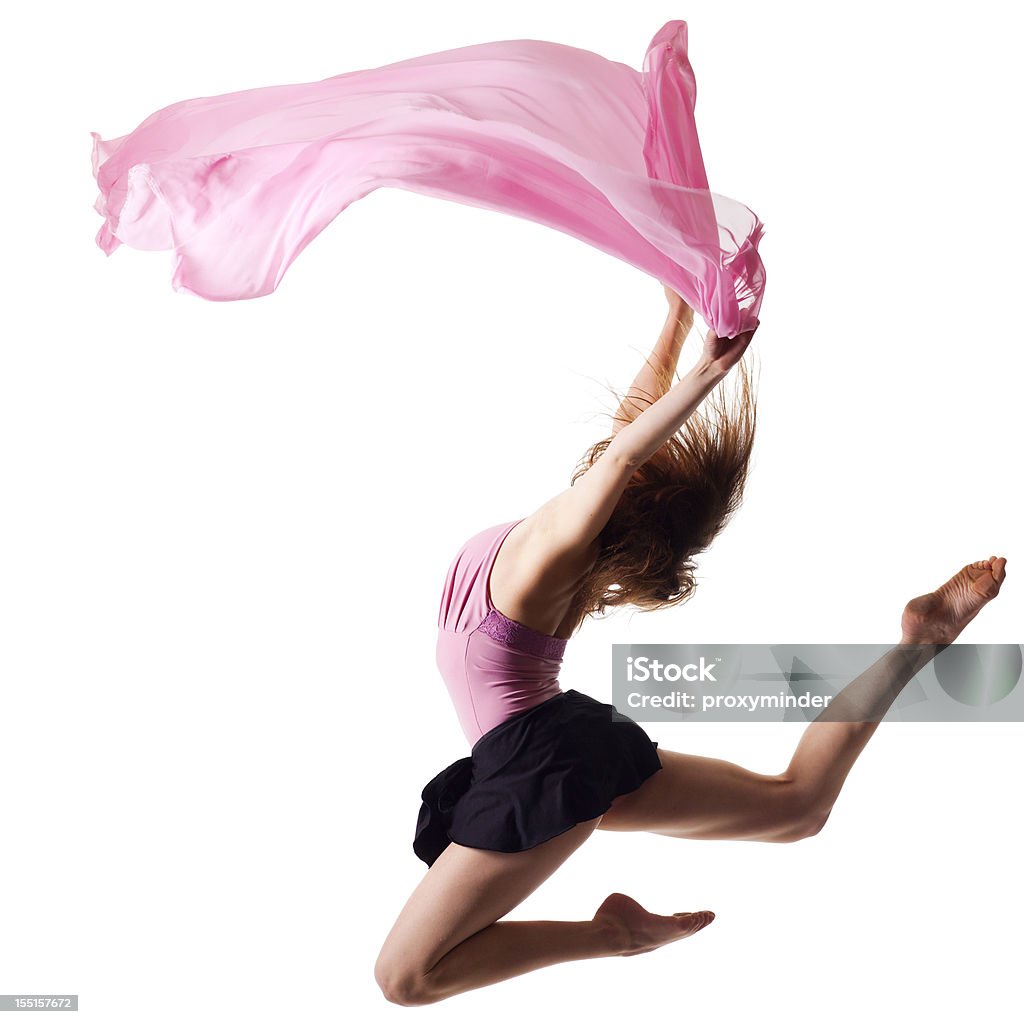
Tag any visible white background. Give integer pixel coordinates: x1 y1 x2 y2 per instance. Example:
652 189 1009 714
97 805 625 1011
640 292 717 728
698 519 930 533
2 1 1021 1021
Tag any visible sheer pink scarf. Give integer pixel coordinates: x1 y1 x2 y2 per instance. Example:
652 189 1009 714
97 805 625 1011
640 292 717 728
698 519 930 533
91 20 764 336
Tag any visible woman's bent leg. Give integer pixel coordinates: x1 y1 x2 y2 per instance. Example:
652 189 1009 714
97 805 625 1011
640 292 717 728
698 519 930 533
375 817 610 1005
597 747 833 842
376 815 714 1004
599 558 1006 842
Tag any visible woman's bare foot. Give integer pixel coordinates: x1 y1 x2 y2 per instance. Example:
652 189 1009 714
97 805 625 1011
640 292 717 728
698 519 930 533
901 557 1008 644
593 892 714 957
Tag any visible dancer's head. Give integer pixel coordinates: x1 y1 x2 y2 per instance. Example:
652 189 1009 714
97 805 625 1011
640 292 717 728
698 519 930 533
571 360 756 618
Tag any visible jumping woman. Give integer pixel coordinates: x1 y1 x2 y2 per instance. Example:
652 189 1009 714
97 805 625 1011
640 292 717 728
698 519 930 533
373 288 1007 1005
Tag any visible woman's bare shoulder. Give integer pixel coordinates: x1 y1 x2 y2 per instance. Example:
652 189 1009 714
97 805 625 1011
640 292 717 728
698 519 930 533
488 513 600 635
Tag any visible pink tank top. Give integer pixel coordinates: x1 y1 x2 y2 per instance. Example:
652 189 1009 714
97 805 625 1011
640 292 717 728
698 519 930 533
436 520 567 745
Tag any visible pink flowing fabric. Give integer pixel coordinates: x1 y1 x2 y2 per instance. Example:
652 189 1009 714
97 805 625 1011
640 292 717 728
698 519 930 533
90 20 764 336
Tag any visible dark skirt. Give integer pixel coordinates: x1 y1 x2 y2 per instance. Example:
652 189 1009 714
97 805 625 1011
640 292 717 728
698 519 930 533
413 688 663 867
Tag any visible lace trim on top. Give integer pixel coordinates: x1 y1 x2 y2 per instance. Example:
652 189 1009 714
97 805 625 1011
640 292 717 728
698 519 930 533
477 609 568 661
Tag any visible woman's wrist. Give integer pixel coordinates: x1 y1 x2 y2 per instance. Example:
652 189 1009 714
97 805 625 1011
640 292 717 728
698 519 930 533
690 357 728 384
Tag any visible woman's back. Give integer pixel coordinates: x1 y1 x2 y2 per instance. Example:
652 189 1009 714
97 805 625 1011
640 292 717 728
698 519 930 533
436 520 567 745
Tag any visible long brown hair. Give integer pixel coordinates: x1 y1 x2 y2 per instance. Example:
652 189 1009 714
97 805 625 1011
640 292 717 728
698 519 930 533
569 358 757 620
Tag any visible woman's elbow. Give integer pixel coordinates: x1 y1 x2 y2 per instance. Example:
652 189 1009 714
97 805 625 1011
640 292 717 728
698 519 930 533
604 432 644 472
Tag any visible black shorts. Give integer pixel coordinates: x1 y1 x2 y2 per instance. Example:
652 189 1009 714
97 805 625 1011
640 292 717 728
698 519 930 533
413 688 663 867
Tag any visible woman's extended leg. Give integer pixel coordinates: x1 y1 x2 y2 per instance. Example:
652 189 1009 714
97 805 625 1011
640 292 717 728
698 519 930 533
598 557 1007 841
374 816 713 1005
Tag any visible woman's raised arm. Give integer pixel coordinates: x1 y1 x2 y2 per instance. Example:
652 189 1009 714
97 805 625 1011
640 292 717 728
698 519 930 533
497 317 759 611
611 287 695 433
605 321 756 471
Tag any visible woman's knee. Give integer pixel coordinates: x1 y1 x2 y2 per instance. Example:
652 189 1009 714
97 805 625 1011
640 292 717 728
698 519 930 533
374 954 436 1007
773 809 830 842
769 779 832 842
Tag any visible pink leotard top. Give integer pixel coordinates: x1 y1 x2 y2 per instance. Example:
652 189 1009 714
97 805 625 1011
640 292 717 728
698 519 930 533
436 520 568 746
